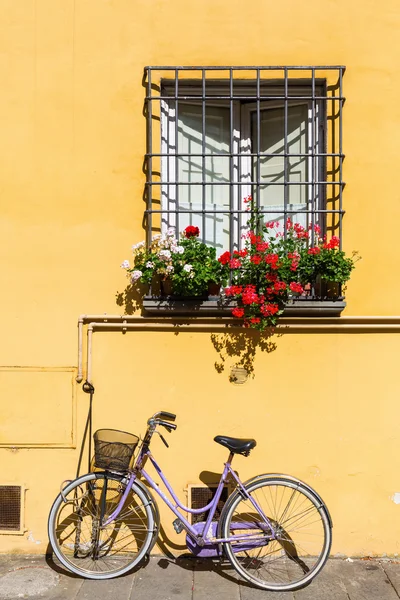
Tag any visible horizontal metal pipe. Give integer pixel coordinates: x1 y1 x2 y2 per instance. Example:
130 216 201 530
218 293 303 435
79 314 400 324
88 322 400 332
78 315 400 384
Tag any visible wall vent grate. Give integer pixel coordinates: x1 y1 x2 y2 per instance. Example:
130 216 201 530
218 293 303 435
190 485 228 525
0 486 21 531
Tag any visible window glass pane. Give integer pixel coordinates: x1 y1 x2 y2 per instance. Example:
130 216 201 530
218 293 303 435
251 104 309 228
176 103 231 249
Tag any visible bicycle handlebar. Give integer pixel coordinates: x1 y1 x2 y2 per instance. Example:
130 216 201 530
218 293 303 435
156 419 177 431
154 411 176 422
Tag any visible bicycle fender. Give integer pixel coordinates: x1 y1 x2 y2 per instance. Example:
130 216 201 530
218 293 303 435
238 473 333 528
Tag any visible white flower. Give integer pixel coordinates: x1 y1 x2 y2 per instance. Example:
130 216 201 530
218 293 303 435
130 270 142 282
120 260 130 269
175 246 184 254
166 265 174 273
183 264 193 272
159 250 171 260
146 261 154 268
166 228 175 237
132 241 145 251
152 234 161 240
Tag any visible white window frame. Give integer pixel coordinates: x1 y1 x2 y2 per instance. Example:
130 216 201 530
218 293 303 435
161 84 324 247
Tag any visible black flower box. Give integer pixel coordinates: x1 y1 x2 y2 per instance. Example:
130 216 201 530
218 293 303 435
142 296 346 317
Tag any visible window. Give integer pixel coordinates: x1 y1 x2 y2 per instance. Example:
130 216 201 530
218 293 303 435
144 66 344 254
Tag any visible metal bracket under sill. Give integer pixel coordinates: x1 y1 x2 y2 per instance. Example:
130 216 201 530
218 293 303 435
142 296 346 317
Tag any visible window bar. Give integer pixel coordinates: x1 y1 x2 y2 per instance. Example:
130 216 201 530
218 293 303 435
284 67 288 238
339 68 344 249
229 68 234 256
311 68 316 246
149 208 344 214
256 68 261 232
202 69 206 239
146 69 152 246
175 69 179 235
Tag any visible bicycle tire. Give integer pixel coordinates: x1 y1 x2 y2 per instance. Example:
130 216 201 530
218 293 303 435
219 476 332 591
48 472 156 579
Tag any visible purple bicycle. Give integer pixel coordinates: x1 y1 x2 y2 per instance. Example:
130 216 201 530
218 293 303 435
48 411 332 591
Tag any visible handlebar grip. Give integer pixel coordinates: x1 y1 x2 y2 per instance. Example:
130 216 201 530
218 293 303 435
157 419 177 431
158 411 176 422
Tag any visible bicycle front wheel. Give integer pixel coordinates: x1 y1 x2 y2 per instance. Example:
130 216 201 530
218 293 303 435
48 472 155 579
220 476 332 591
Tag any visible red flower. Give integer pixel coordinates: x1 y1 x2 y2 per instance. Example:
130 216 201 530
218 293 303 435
232 307 245 318
230 258 242 269
266 272 278 282
266 253 279 265
225 285 243 297
248 231 262 245
273 281 286 292
260 303 279 317
242 286 259 305
250 255 262 265
308 247 321 255
243 195 252 204
218 251 231 265
250 317 261 324
256 242 269 252
184 225 200 238
289 282 304 294
265 221 278 229
233 249 248 258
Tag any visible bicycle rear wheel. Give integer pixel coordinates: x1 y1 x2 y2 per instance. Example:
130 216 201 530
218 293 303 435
220 476 332 591
48 472 155 579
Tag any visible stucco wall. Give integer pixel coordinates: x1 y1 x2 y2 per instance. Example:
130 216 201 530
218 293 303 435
1 0 399 555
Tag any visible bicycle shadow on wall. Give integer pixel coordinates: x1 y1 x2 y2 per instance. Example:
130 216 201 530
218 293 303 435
211 328 279 381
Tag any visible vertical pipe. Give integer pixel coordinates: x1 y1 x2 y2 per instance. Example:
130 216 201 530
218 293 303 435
87 325 93 384
77 316 84 383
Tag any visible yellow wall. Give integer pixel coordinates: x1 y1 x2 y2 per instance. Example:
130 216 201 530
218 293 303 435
1 0 400 555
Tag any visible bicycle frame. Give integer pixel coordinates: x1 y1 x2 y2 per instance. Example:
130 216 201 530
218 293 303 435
103 445 276 546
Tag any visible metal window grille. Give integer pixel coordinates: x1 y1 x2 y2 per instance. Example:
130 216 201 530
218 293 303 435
0 485 21 531
144 65 345 253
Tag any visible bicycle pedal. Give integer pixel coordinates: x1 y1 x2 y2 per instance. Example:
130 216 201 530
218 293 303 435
172 518 184 534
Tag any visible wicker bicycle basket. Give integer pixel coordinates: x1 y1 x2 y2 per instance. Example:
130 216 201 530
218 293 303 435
94 429 139 472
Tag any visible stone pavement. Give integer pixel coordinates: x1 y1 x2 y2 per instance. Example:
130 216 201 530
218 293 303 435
0 555 400 600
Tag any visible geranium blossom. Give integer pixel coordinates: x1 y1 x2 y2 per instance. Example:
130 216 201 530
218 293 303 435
130 270 142 282
120 260 130 269
184 225 200 238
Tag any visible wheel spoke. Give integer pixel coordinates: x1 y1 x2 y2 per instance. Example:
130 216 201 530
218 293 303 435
222 478 331 592
49 473 155 579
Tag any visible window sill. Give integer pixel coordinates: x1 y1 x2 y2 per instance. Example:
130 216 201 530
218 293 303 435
142 296 346 317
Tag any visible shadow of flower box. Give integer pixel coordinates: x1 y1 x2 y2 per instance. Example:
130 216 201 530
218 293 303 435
142 295 346 317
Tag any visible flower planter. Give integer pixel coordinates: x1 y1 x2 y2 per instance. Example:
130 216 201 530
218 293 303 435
208 282 221 296
160 277 174 296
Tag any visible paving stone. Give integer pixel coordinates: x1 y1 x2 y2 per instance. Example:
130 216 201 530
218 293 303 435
294 560 349 600
336 559 399 600
0 566 59 598
193 558 240 600
131 557 193 600
76 571 134 600
381 561 400 597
